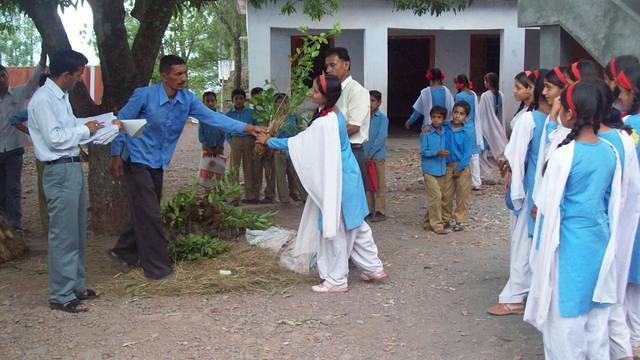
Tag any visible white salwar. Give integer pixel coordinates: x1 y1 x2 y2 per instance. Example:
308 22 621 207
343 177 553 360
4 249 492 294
468 92 483 188
542 264 611 360
627 284 640 348
288 112 383 289
476 90 508 176
525 141 623 357
498 111 536 304
607 130 640 359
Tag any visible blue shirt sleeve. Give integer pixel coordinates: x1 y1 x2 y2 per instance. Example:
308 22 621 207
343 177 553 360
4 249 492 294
407 110 422 125
112 87 147 156
190 96 248 134
9 109 28 126
267 137 289 150
420 132 438 158
456 131 472 171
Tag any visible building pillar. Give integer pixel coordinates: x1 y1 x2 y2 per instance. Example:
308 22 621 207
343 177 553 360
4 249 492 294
539 25 572 68
363 26 388 113
500 27 526 121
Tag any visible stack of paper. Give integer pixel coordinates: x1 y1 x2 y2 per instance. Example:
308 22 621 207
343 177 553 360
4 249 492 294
79 112 120 145
120 119 147 137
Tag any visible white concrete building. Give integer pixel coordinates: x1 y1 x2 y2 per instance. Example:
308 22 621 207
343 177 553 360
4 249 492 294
246 0 534 125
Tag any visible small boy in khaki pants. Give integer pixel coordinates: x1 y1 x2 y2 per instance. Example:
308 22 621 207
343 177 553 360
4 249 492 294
420 106 450 234
364 90 389 222
443 101 473 231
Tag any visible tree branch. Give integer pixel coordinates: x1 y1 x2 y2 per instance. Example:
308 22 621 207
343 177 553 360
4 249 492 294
130 0 178 86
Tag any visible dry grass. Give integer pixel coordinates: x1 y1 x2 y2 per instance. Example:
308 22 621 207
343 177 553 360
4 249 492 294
95 242 313 298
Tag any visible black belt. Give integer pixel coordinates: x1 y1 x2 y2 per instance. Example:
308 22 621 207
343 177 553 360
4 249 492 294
351 144 363 149
45 156 81 165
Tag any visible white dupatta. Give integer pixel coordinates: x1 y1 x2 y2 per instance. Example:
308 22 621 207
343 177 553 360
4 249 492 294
525 140 623 331
613 130 640 301
504 111 535 210
477 90 507 158
288 112 342 256
413 86 455 123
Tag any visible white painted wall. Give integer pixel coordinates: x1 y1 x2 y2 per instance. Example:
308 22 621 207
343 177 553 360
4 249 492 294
247 0 524 118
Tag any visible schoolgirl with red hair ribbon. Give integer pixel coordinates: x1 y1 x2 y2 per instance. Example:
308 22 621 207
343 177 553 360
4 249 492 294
406 67 454 129
525 81 623 358
255 73 386 294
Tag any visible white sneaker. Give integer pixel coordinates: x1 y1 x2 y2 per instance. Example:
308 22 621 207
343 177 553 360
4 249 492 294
360 271 387 281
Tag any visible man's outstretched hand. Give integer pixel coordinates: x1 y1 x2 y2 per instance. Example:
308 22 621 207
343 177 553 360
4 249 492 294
245 124 266 137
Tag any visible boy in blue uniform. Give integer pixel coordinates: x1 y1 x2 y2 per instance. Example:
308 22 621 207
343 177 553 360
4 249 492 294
420 105 450 234
443 101 473 232
364 90 388 222
199 91 225 156
226 89 258 203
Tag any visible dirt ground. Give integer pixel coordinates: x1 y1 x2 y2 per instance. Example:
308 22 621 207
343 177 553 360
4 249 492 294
0 122 543 359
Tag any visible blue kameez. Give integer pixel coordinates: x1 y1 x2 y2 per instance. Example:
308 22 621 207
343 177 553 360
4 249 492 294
558 141 616 317
267 112 369 231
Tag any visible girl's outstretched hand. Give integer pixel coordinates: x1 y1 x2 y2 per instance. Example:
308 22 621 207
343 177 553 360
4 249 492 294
255 133 270 145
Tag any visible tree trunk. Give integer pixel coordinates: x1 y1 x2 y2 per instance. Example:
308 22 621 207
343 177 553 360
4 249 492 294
0 216 27 264
233 36 242 90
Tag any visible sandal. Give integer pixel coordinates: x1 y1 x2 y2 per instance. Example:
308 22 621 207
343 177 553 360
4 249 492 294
75 288 99 300
49 298 89 313
487 302 525 316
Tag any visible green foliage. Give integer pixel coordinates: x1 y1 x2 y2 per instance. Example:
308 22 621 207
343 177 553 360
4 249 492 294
248 0 471 20
392 0 472 16
249 24 341 134
0 12 40 66
168 234 230 262
160 168 276 240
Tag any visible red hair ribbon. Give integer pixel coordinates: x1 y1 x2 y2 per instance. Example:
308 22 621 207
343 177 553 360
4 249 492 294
571 62 581 81
553 66 567 86
319 74 328 93
617 70 633 91
319 106 334 117
610 58 617 78
441 71 446 81
566 84 578 117
524 70 532 77
426 70 433 81
533 69 539 79
468 80 473 89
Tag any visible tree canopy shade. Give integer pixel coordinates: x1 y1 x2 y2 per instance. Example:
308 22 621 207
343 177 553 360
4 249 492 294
248 0 471 20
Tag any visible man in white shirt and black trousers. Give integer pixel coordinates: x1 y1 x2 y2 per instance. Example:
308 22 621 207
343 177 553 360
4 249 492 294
28 49 118 313
324 47 370 186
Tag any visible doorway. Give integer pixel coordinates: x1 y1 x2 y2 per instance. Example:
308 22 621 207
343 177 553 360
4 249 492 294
469 34 500 94
387 36 433 127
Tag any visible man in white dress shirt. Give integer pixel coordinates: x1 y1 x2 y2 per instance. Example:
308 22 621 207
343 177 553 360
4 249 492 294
324 47 370 185
28 49 104 313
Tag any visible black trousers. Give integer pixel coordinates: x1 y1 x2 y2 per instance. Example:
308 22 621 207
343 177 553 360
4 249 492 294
0 147 24 228
113 162 172 279
351 145 367 189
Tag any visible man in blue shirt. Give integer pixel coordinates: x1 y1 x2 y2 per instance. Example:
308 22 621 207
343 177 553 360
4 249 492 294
108 55 263 280
363 90 388 222
420 105 450 235
226 89 259 204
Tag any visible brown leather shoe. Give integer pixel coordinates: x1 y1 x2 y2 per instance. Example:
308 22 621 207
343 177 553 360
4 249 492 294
487 302 525 316
433 228 450 235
